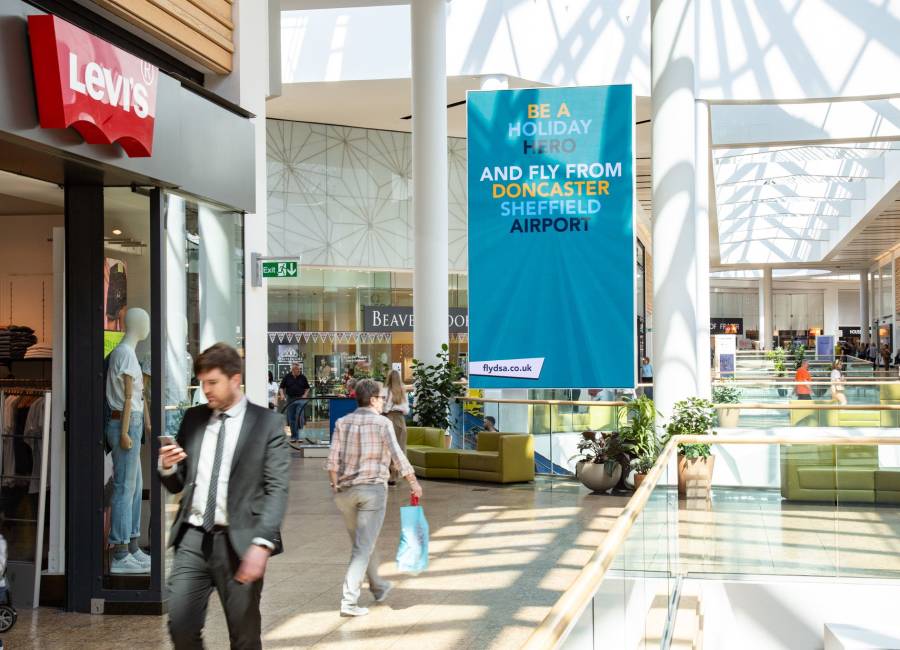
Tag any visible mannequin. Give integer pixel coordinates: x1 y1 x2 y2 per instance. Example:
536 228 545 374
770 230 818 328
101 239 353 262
105 308 151 574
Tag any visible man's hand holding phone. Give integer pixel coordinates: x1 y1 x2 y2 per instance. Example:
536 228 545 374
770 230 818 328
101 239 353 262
159 435 186 470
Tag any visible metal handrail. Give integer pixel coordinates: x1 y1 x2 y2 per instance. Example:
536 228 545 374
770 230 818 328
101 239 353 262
713 402 900 410
455 397 630 407
522 434 900 650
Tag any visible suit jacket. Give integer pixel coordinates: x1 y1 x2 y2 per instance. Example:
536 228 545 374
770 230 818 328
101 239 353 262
160 401 290 557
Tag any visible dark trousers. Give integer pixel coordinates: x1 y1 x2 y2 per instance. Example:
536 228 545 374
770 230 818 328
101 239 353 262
168 527 264 650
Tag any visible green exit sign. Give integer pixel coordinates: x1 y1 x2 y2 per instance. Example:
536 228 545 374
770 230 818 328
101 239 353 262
261 261 299 278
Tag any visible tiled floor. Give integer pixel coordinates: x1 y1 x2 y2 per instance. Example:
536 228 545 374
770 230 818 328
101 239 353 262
2 454 628 649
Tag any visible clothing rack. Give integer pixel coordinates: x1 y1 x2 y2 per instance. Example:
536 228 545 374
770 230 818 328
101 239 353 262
0 387 51 608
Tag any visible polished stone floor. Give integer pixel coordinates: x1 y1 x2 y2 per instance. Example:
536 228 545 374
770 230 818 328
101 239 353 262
2 454 627 649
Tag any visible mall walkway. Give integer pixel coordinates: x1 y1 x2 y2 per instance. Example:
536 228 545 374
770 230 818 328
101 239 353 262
4 453 627 649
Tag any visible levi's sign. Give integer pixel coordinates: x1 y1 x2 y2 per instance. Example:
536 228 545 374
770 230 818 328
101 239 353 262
27 15 159 157
364 307 468 333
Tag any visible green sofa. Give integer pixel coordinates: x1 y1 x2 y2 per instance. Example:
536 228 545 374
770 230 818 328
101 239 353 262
780 444 900 504
787 400 882 427
405 427 534 483
529 403 626 435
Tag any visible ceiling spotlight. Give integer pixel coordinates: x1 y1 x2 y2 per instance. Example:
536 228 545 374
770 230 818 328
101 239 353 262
112 228 122 236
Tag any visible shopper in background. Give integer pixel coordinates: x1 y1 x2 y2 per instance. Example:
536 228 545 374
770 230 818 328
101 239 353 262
640 356 654 400
795 360 813 400
325 379 422 617
279 362 311 442
382 370 410 487
830 360 847 405
881 344 891 371
483 416 499 432
267 371 279 410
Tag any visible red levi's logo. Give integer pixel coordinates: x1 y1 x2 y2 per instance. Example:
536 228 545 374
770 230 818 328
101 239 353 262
27 15 158 157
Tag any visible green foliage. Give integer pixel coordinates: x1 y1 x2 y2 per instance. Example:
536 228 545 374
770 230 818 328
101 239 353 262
619 395 662 474
570 431 627 476
666 397 716 459
411 344 465 430
792 343 807 368
766 346 787 374
712 382 742 404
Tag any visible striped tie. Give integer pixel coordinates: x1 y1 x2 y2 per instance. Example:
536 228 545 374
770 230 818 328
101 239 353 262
202 413 229 532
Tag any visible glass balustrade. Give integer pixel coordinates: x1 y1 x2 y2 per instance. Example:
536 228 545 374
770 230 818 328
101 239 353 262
526 435 900 650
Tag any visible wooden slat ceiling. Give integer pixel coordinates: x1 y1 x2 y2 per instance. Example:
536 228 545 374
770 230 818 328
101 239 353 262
90 0 234 74
828 199 900 266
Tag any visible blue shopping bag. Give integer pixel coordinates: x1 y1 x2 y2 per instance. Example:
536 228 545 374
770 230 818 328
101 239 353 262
396 495 429 574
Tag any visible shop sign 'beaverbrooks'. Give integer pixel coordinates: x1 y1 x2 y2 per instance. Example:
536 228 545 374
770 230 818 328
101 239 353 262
27 14 159 157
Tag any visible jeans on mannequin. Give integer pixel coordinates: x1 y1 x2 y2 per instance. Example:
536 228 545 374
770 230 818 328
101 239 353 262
106 412 144 546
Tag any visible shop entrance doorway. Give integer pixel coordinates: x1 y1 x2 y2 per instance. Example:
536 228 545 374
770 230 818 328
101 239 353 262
0 169 64 608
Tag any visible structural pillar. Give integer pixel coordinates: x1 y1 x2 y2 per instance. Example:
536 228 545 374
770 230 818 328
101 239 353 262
823 285 839 338
694 99 711 399
651 0 699 419
759 267 773 350
860 270 870 345
411 0 449 363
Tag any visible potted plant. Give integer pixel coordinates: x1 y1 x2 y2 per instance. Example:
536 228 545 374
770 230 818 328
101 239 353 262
712 382 742 428
766 346 788 397
411 344 465 445
666 397 716 498
618 395 660 489
631 454 656 490
570 431 627 493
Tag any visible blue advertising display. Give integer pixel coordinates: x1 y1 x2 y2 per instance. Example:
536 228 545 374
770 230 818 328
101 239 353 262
467 85 635 388
816 335 835 361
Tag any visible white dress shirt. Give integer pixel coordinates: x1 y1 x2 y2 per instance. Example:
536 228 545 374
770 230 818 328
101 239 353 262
161 397 274 549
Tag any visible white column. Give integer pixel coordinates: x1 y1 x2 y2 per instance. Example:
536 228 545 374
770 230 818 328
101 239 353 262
823 286 839 338
411 0 449 363
651 0 698 419
206 1 270 404
166 195 190 413
694 100 711 399
759 267 773 350
860 270 870 345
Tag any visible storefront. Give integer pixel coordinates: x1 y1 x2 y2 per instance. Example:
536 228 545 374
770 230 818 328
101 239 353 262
0 3 253 613
268 269 469 388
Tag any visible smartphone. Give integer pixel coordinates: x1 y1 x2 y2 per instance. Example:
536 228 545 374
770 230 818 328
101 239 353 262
158 435 176 447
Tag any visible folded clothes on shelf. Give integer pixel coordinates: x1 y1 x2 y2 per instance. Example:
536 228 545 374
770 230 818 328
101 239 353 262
0 325 39 359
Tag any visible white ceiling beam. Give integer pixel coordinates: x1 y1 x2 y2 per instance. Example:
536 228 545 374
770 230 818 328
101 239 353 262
719 227 832 244
711 99 900 148
715 159 883 185
719 238 826 266
717 182 865 204
718 214 843 230
718 199 852 219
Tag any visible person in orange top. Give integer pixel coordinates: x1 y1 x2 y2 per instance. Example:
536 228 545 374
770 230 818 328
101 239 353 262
795 360 812 400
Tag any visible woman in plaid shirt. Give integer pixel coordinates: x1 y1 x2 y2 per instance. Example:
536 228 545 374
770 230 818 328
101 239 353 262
325 378 422 617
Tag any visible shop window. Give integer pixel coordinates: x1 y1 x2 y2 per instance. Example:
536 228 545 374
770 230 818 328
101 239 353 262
102 187 153 587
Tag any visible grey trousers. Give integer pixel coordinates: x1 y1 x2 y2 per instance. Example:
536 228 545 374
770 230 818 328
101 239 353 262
168 527 264 650
334 484 390 608
386 412 408 482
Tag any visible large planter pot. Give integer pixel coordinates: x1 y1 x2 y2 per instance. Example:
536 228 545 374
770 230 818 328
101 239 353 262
717 407 740 428
634 473 647 491
576 461 622 493
677 454 715 498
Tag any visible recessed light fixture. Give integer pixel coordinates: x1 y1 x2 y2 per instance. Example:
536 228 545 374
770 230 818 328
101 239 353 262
112 228 122 236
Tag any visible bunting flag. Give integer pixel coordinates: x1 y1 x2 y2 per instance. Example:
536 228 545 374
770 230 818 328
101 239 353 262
277 332 285 342
268 333 276 342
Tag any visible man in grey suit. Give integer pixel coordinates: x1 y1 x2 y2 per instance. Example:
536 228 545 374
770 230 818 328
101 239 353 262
159 343 290 650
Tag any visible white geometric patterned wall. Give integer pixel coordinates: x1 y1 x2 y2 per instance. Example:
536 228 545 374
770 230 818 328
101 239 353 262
267 119 468 271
